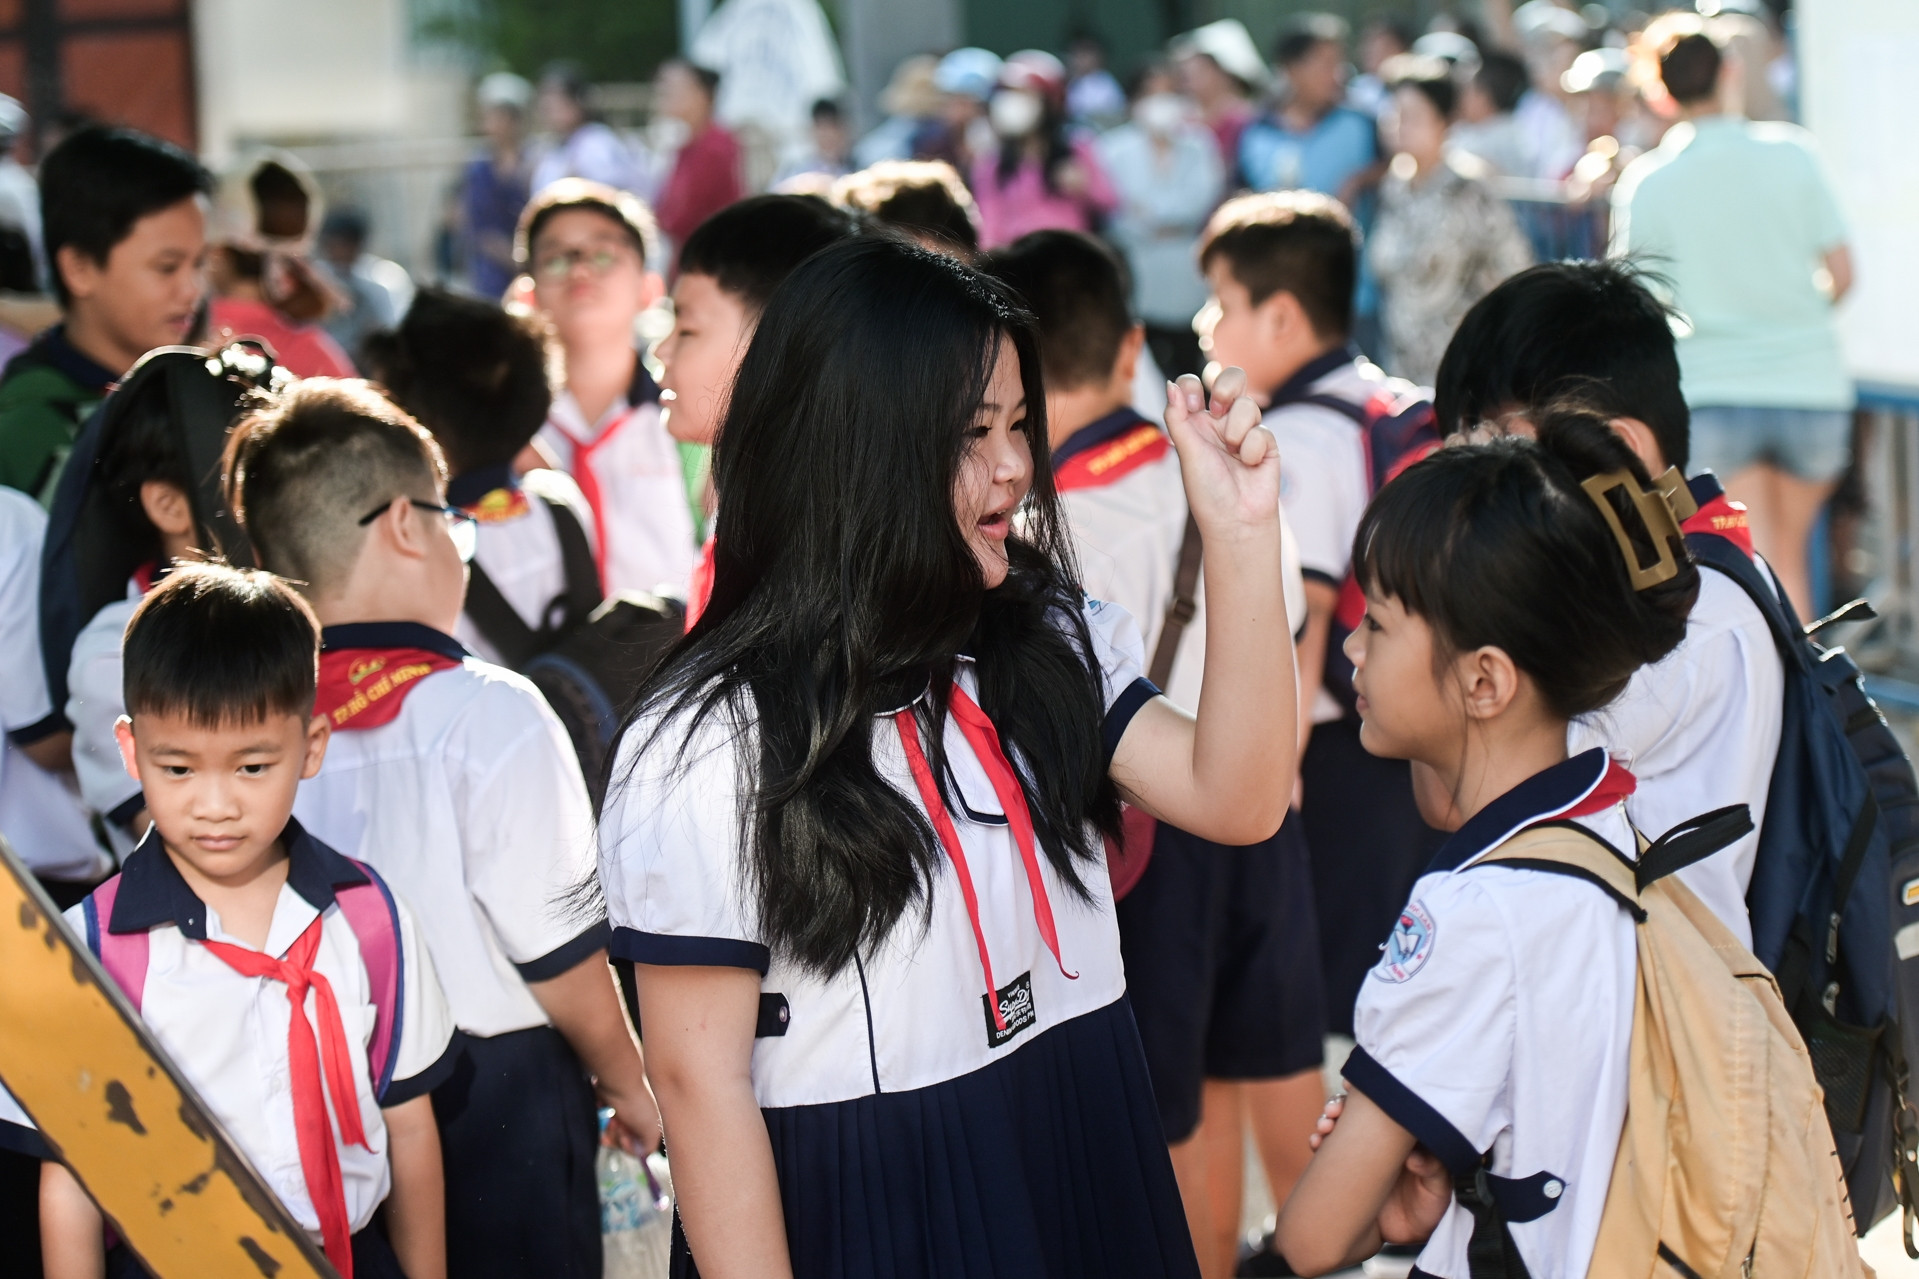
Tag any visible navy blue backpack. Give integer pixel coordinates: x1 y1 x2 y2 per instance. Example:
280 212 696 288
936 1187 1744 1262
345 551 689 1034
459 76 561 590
1687 494 1919 1248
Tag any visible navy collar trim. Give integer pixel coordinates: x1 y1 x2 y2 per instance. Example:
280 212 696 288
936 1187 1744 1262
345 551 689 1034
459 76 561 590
446 463 517 509
1426 749 1612 875
321 622 468 662
36 324 119 393
1687 471 1724 506
1051 406 1153 471
1268 344 1362 409
108 817 367 941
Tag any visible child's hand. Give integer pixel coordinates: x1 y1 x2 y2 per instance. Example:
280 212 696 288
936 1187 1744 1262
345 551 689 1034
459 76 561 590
1377 1146 1452 1245
599 1077 663 1156
1165 369 1279 540
1308 1093 1345 1151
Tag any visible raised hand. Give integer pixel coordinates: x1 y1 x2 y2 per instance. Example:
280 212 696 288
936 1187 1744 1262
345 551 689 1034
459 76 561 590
1164 368 1280 540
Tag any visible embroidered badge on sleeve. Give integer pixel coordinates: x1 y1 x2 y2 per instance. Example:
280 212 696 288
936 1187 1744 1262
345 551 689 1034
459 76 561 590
1373 900 1437 983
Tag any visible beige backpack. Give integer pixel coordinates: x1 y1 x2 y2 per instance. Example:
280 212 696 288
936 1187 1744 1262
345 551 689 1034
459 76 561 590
1464 818 1872 1279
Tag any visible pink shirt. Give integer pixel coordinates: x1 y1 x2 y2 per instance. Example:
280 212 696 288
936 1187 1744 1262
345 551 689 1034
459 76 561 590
970 138 1117 250
208 297 355 380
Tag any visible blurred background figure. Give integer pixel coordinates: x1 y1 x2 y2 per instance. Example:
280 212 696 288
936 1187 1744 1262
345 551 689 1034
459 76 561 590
1170 19 1265 184
775 98 853 187
1065 32 1128 131
1370 54 1531 385
206 152 355 378
318 206 414 370
831 159 979 258
460 71 534 300
651 58 743 264
1240 14 1379 209
1450 50 1535 178
0 94 40 289
531 61 645 197
1347 13 1414 118
970 50 1114 250
920 46 1002 175
1512 1 1589 180
1096 63 1221 379
853 55 941 168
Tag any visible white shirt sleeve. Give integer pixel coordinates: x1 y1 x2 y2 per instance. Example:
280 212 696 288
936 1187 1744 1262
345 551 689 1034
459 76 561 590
379 886 459 1103
1270 410 1367 583
66 599 141 828
0 491 52 732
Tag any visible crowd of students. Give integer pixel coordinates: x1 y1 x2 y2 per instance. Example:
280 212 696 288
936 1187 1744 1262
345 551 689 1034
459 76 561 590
0 27 1881 1279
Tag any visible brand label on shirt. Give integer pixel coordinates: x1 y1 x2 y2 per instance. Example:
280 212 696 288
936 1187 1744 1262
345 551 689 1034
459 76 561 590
1373 900 1437 984
983 971 1038 1048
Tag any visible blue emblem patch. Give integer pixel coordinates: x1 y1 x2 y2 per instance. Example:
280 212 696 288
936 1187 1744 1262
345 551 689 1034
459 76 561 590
1373 900 1437 983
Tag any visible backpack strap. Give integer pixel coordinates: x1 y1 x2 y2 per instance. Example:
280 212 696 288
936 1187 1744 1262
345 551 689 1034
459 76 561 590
333 861 405 1098
82 876 148 1012
541 493 604 624
1685 531 1808 669
1453 1161 1537 1279
462 493 605 668
1632 805 1755 894
463 562 544 667
1477 824 1647 922
1148 512 1202 689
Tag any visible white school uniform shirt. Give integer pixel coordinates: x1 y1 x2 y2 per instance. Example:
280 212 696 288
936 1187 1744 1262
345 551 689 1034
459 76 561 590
1048 407 1307 716
0 488 106 879
293 623 606 1039
1347 749 1638 1279
538 364 697 598
67 587 143 857
1265 349 1398 724
449 466 598 667
56 823 456 1240
600 598 1158 1109
1569 484 1783 948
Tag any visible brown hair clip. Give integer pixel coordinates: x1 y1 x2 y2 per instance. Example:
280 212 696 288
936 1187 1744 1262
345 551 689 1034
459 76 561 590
1580 466 1697 591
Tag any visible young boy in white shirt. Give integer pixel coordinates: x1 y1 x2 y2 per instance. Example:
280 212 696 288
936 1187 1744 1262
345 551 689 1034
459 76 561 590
518 179 697 597
222 379 658 1279
1196 191 1444 1048
1433 259 1785 945
38 562 456 1279
985 228 1317 1279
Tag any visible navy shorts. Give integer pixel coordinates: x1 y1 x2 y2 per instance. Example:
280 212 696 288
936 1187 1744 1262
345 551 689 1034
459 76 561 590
1117 813 1327 1143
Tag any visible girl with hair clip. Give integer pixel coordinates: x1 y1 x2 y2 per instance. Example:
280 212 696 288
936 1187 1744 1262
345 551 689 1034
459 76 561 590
1273 404 1701 1279
597 234 1296 1279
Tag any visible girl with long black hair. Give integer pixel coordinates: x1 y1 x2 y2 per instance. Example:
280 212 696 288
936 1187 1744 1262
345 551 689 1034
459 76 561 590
599 234 1295 1279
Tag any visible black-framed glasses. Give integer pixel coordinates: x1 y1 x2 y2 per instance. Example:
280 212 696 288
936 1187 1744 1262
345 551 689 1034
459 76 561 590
357 498 478 563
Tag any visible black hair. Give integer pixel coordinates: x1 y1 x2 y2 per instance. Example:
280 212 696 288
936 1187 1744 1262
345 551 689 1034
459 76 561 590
517 178 660 268
993 93 1075 198
1384 53 1457 119
41 125 212 307
1433 260 1690 472
832 162 980 255
93 367 194 568
363 289 552 475
1474 50 1530 114
1354 403 1698 721
661 58 720 100
1660 31 1722 106
1199 191 1358 339
223 379 446 592
123 561 320 728
811 98 843 124
321 206 370 250
623 236 1114 978
675 194 857 313
982 229 1132 392
1276 13 1351 67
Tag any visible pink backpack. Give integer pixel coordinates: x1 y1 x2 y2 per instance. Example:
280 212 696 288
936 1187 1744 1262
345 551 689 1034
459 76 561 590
81 862 408 1096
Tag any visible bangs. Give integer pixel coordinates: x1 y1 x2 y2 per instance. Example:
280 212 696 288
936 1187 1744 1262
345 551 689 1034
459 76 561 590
122 563 319 729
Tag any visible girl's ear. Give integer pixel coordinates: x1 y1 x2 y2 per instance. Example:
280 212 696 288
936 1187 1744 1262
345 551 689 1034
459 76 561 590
1456 644 1523 722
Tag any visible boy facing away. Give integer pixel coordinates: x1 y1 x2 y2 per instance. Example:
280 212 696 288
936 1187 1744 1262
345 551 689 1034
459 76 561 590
223 380 656 1279
39 563 455 1279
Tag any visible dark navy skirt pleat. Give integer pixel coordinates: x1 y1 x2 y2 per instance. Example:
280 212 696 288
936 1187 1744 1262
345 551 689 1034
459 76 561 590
677 998 1200 1279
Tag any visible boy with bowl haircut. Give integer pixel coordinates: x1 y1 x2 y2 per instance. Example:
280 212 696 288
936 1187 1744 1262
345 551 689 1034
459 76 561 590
38 562 455 1279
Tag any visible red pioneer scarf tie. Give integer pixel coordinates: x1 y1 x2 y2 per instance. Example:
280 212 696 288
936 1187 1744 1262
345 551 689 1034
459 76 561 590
315 647 461 731
1681 491 1756 556
201 915 370 1277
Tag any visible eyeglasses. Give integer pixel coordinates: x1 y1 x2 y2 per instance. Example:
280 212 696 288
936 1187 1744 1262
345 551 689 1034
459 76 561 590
357 498 479 563
533 245 629 281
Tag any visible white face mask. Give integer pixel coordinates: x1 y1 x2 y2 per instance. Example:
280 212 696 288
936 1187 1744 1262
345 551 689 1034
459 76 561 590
989 90 1044 138
1133 92 1189 138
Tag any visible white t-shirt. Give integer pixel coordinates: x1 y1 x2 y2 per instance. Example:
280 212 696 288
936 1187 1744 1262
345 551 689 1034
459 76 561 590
599 598 1156 1109
1348 749 1638 1279
451 467 598 667
293 624 604 1039
0 488 106 878
539 369 697 600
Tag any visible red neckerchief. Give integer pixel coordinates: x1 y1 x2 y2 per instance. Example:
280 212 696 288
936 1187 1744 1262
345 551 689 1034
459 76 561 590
315 648 460 730
550 404 641 594
462 485 530 523
894 684 1077 1032
201 915 369 1277
1557 759 1638 820
1682 491 1756 557
1052 423 1170 493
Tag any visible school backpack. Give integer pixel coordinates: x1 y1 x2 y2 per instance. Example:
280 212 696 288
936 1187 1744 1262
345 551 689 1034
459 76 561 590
460 490 684 806
79 861 410 1097
1686 516 1919 1243
1460 815 1872 1279
1278 378 1441 718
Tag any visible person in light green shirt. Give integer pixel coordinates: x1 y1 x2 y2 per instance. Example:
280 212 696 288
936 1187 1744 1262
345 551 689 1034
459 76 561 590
1610 24 1853 619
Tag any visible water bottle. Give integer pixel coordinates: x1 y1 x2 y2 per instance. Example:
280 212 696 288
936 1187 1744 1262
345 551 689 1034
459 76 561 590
598 1109 674 1278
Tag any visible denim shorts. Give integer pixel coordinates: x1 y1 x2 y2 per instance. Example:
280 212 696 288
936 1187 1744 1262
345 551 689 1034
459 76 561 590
1689 404 1853 483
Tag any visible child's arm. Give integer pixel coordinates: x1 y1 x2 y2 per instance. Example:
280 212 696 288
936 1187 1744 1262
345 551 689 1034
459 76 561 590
382 1095 446 1279
1111 369 1297 846
635 963 794 1279
528 951 662 1153
1273 1087 1452 1275
40 1161 105 1279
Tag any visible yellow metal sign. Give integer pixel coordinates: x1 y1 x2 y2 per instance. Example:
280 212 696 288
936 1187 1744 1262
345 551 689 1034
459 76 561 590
0 835 333 1278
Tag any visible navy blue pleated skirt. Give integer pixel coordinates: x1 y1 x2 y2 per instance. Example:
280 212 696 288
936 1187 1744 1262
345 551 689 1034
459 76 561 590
672 997 1200 1279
